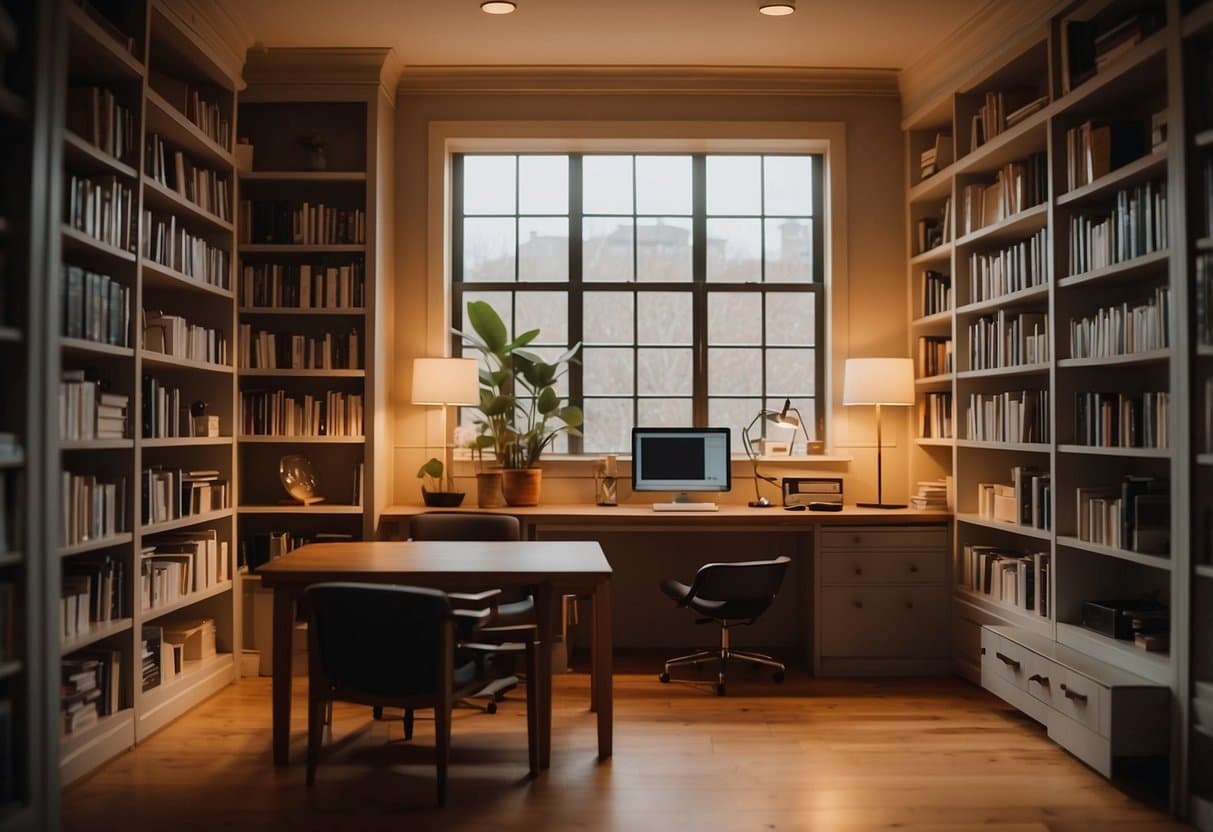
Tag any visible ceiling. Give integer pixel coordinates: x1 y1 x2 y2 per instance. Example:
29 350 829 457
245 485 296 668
218 0 989 71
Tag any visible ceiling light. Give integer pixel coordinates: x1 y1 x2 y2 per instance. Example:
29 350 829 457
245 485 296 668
481 1 517 13
759 1 795 15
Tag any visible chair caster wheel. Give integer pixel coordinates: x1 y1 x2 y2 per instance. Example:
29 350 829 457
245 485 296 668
658 672 670 683
486 701 498 715
773 670 785 683
716 683 726 696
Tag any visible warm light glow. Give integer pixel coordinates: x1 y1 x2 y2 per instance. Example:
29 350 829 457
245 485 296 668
842 358 914 407
411 358 480 406
759 1 795 15
481 1 517 14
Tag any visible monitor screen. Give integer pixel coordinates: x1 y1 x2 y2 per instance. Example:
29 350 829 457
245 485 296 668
631 428 731 493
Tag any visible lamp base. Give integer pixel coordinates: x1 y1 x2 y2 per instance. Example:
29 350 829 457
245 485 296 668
748 498 775 508
857 502 908 510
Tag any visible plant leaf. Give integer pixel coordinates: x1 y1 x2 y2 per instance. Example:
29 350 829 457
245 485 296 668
466 300 508 353
417 457 444 479
506 328 541 351
558 405 584 427
537 386 560 415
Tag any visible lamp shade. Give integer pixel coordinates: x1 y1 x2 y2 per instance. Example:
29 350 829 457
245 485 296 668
842 358 914 406
411 357 480 406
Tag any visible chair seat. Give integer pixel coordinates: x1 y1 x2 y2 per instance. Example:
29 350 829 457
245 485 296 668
660 577 768 621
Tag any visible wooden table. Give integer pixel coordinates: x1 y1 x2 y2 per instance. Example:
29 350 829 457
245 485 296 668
256 540 614 770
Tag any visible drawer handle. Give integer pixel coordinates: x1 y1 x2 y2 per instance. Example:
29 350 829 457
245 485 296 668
1028 673 1050 687
1060 684 1088 704
908 564 919 573
853 600 863 609
904 601 914 610
995 652 1020 671
852 536 862 545
853 566 863 576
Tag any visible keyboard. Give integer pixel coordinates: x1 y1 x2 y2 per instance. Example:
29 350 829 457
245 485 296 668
652 502 719 512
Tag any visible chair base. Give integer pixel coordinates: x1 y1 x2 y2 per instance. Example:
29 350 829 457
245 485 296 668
659 628 786 696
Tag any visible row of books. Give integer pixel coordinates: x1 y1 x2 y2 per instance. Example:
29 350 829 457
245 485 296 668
916 198 952 254
0 583 12 660
910 479 949 510
67 86 136 165
965 389 1050 444
967 310 1048 371
238 262 365 310
1075 476 1168 554
140 531 230 611
919 392 952 440
145 133 232 221
142 309 228 366
958 545 1050 618
976 465 1051 531
1063 8 1162 93
1068 286 1171 359
967 227 1048 305
60 371 128 441
150 71 231 151
141 468 230 526
959 153 1047 235
969 91 1049 150
239 390 365 438
142 211 230 289
62 472 126 546
65 174 135 253
1063 120 1147 192
237 325 362 371
915 336 951 378
238 200 367 246
61 650 121 736
239 530 355 571
1067 181 1168 276
1195 254 1213 347
141 618 218 692
919 133 952 180
62 265 130 347
1074 390 1169 449
141 376 206 440
920 270 951 317
61 557 125 641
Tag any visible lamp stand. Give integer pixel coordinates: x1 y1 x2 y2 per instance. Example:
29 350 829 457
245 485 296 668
440 402 454 492
857 403 907 509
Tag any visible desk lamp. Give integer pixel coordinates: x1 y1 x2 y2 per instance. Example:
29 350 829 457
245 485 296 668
843 357 914 509
742 398 811 508
411 357 481 492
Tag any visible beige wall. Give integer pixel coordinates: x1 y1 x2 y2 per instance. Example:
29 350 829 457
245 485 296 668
388 90 910 508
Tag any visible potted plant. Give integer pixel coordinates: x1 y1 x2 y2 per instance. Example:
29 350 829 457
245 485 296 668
417 457 464 507
456 424 503 508
455 300 583 506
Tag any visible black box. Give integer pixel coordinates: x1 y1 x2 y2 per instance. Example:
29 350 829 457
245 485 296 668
1081 599 1168 640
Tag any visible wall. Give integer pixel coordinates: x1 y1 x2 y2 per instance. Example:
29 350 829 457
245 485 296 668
388 84 909 509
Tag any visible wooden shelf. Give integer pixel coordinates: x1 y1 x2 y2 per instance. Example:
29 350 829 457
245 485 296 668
1197 237 1213 252
238 368 364 378
1057 444 1169 459
911 310 952 329
238 504 364 515
1055 30 1167 118
66 2 143 81
1055 148 1168 207
135 653 234 742
0 450 24 470
915 437 954 447
60 338 134 359
1055 622 1170 685
240 171 366 182
954 204 1048 249
140 581 233 623
61 618 133 654
142 177 235 234
1057 349 1170 368
239 306 366 316
956 440 1050 453
953 588 1052 638
0 325 20 344
59 708 134 788
1056 536 1171 570
238 435 365 444
956 362 1049 380
61 438 133 451
61 224 137 265
1195 129 1213 149
1197 564 1213 580
63 130 138 179
915 373 953 387
0 551 22 568
1197 453 1213 467
59 533 134 559
956 513 1052 541
909 243 953 265
955 110 1051 177
141 352 233 374
239 244 366 254
141 509 234 536
1199 343 1213 357
145 89 234 170
0 660 22 682
141 259 233 300
141 436 233 448
1057 249 1170 289
955 283 1049 316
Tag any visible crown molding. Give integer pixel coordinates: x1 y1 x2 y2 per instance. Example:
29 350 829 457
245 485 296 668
898 0 1064 125
242 47 403 98
397 65 899 97
157 0 252 87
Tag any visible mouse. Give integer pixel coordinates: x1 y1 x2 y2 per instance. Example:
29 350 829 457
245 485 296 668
784 504 807 511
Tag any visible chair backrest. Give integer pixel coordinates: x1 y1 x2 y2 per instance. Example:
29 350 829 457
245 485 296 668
306 582 451 698
410 512 520 542
688 556 791 603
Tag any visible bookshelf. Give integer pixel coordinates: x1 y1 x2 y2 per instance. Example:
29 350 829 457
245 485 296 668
904 0 1195 814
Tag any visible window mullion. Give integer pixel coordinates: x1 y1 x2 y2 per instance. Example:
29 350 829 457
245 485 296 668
691 154 708 427
569 154 584 454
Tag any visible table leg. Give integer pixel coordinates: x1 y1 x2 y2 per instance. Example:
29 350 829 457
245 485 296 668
592 579 613 759
272 586 296 765
534 581 556 770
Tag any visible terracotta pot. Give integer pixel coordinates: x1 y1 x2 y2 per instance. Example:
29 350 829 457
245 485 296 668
501 468 542 506
476 472 504 508
422 489 465 508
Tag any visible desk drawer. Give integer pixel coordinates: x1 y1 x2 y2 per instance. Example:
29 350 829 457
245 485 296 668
820 586 948 657
820 550 947 585
821 526 948 553
980 628 1036 693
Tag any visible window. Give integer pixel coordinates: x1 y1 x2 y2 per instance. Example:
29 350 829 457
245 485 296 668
453 152 825 454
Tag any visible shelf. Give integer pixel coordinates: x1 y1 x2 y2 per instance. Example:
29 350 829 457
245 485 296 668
0 326 20 344
238 504 364 515
142 177 235 234
1057 444 1169 459
1055 30 1167 118
1057 349 1170 368
0 660 22 681
60 338 134 359
66 2 143 81
61 438 133 451
60 708 135 788
141 436 233 448
1198 453 1213 467
238 368 364 378
1195 129 1213 150
0 450 24 470
1055 148 1168 207
0 551 21 568
907 166 955 204
239 307 366 316
63 130 138 179
909 243 953 265
141 352 233 374
955 283 1049 316
142 509 234 536
140 259 234 300
145 89 234 170
956 363 1049 380
956 440 1050 453
1197 237 1213 252
1055 622 1170 685
136 653 234 742
59 533 134 558
239 244 366 254
61 225 137 265
915 437 954 447
911 310 952 329
240 171 367 183
1197 564 1213 580
238 435 365 444
953 588 1053 638
957 513 1052 541
1056 249 1169 289
955 110 1051 178
915 373 953 387
1199 343 1213 357
954 204 1048 249
1183 0 1213 37
1056 536 1171 570
61 618 133 654
140 581 233 623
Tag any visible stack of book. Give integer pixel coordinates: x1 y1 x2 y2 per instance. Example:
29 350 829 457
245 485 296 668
976 465 1050 530
144 133 232 221
142 309 229 365
970 91 1049 149
62 472 127 545
1074 391 1169 449
1064 120 1146 191
959 153 1047 234
150 72 231 151
1067 181 1168 275
915 336 951 377
959 544 1050 617
239 389 365 438
965 389 1050 444
141 529 229 611
919 133 952 179
60 372 128 441
141 467 230 526
61 650 121 736
60 557 125 640
65 174 135 252
966 227 1048 303
141 625 161 692
238 200 367 246
910 479 948 510
67 86 136 164
237 325 361 370
239 262 365 309
141 211 230 289
967 310 1048 370
1068 287 1171 359
61 265 130 346
1075 476 1168 554
919 392 952 439
920 270 951 317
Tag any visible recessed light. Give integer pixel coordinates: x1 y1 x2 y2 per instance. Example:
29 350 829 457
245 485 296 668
759 1 795 15
481 1 517 13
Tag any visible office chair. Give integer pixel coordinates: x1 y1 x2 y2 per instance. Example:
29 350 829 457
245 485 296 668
657 556 791 696
304 582 539 805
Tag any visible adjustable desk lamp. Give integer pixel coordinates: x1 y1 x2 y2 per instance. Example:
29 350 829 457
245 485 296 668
843 357 914 509
742 398 811 508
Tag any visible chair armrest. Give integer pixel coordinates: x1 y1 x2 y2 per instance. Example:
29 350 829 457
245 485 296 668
453 607 492 640
448 589 503 613
459 641 530 654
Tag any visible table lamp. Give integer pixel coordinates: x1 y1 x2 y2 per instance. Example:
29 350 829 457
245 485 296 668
742 398 811 508
843 357 914 509
411 357 480 492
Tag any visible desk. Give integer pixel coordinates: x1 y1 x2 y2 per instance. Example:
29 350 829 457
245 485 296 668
256 540 614 770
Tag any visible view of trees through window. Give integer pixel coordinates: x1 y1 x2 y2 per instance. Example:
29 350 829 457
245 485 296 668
452 152 824 454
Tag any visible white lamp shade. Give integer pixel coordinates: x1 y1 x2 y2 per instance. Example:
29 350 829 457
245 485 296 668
411 357 480 406
842 358 914 406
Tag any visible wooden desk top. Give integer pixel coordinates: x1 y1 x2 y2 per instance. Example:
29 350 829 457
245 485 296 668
257 540 612 588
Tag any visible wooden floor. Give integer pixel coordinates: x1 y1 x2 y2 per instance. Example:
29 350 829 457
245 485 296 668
63 661 1189 832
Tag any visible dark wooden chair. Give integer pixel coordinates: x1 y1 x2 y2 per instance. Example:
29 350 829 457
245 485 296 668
304 582 538 805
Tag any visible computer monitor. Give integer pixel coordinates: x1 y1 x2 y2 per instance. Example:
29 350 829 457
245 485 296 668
631 427 731 502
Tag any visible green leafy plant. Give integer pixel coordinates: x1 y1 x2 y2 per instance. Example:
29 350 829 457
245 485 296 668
453 300 583 469
416 457 445 492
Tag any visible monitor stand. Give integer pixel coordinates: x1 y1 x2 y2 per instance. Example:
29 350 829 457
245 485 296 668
652 492 719 512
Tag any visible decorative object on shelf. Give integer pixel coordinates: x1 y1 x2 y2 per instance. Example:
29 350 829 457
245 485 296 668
411 356 480 505
298 133 328 171
595 456 619 506
455 300 583 506
843 358 914 509
782 477 843 508
741 398 810 508
191 400 218 438
279 454 324 505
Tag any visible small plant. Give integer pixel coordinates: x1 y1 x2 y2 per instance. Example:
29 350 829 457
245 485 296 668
417 457 445 492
